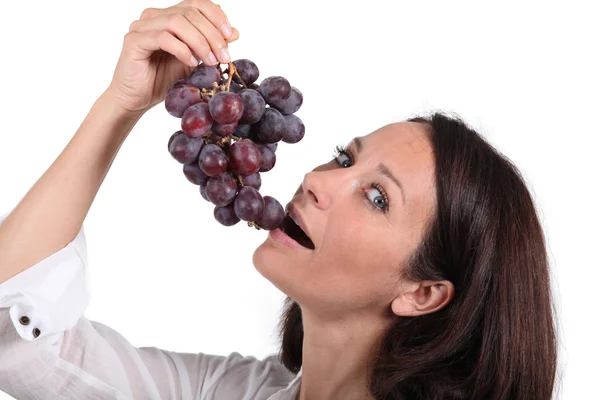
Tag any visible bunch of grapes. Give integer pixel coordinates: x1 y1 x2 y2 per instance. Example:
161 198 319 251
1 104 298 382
165 59 305 230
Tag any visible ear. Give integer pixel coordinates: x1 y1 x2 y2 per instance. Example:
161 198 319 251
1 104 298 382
391 280 455 317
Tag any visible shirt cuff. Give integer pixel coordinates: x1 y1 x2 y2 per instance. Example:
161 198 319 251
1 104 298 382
0 210 91 341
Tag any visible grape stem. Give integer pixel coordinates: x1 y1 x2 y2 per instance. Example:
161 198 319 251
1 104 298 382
200 83 224 101
199 132 213 144
234 71 248 88
225 63 235 91
236 174 245 188
225 62 248 90
247 221 261 230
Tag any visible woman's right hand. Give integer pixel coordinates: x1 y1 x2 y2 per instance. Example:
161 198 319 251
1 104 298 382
105 0 239 115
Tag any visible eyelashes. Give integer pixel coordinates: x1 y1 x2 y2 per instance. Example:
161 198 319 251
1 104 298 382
332 145 390 213
333 145 353 167
365 182 389 212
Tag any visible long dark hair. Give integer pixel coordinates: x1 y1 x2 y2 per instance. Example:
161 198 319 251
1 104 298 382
277 112 558 399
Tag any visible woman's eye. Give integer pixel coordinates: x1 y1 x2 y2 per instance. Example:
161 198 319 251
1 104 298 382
365 186 388 210
332 146 390 213
335 152 353 168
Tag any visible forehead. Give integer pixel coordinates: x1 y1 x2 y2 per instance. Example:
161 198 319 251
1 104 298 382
361 122 434 171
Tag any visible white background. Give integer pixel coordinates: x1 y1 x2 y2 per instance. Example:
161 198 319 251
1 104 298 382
0 1 598 398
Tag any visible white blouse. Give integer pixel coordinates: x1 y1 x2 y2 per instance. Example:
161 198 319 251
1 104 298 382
0 212 302 400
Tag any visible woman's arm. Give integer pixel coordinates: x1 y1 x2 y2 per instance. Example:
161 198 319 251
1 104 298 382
0 0 238 286
0 90 143 284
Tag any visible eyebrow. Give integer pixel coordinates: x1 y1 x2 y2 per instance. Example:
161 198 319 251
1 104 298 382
352 137 407 205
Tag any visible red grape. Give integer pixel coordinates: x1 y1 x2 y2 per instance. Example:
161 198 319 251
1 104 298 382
233 59 260 85
235 123 252 138
212 122 238 137
214 204 240 226
168 131 204 164
259 76 292 103
270 87 303 115
183 163 209 185
209 92 244 124
257 108 285 143
182 103 213 137
282 114 305 144
265 142 278 153
256 196 285 230
241 172 261 190
258 145 276 172
229 81 242 93
168 131 177 150
229 139 262 176
199 184 210 202
165 84 203 118
198 144 228 176
187 64 221 90
234 187 264 221
206 173 237 207
168 79 186 91
239 89 266 124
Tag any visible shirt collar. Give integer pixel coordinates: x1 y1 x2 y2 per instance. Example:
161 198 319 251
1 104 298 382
288 366 303 386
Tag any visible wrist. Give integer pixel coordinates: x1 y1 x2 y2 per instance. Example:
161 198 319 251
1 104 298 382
98 87 147 121
89 89 146 141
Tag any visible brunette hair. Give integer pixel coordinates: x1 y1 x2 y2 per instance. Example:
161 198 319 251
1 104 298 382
277 112 558 399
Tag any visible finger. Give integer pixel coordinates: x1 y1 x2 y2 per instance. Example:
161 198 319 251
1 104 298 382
181 7 231 63
184 0 233 40
226 27 240 43
132 6 232 64
139 7 162 21
129 12 225 65
140 3 235 41
125 30 199 68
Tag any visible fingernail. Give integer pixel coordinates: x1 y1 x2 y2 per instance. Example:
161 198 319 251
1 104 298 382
207 52 218 65
221 23 232 39
220 48 231 63
189 55 199 67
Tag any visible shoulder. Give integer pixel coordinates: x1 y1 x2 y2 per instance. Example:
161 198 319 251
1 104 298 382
207 352 298 398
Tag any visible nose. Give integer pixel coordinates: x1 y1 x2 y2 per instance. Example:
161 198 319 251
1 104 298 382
301 171 332 210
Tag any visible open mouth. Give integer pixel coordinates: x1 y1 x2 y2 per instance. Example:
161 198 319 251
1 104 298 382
280 214 315 250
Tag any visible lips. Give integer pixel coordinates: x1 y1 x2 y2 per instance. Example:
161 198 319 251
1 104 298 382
280 203 315 250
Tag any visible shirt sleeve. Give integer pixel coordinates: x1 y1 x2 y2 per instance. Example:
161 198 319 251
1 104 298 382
0 211 266 400
0 210 90 342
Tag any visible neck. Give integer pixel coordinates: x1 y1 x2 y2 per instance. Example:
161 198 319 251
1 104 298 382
295 307 390 400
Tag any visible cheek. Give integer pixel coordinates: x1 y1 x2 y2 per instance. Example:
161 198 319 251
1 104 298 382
312 215 400 300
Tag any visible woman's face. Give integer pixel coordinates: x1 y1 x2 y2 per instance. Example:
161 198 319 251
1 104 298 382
253 122 437 317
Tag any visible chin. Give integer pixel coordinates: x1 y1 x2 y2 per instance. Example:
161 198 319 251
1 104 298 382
252 240 269 274
252 240 297 297
252 239 280 281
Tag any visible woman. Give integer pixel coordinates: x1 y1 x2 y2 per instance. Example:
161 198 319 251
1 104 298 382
0 0 558 399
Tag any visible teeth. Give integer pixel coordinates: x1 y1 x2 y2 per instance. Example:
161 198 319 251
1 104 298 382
282 213 315 250
288 212 306 238
288 212 299 227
